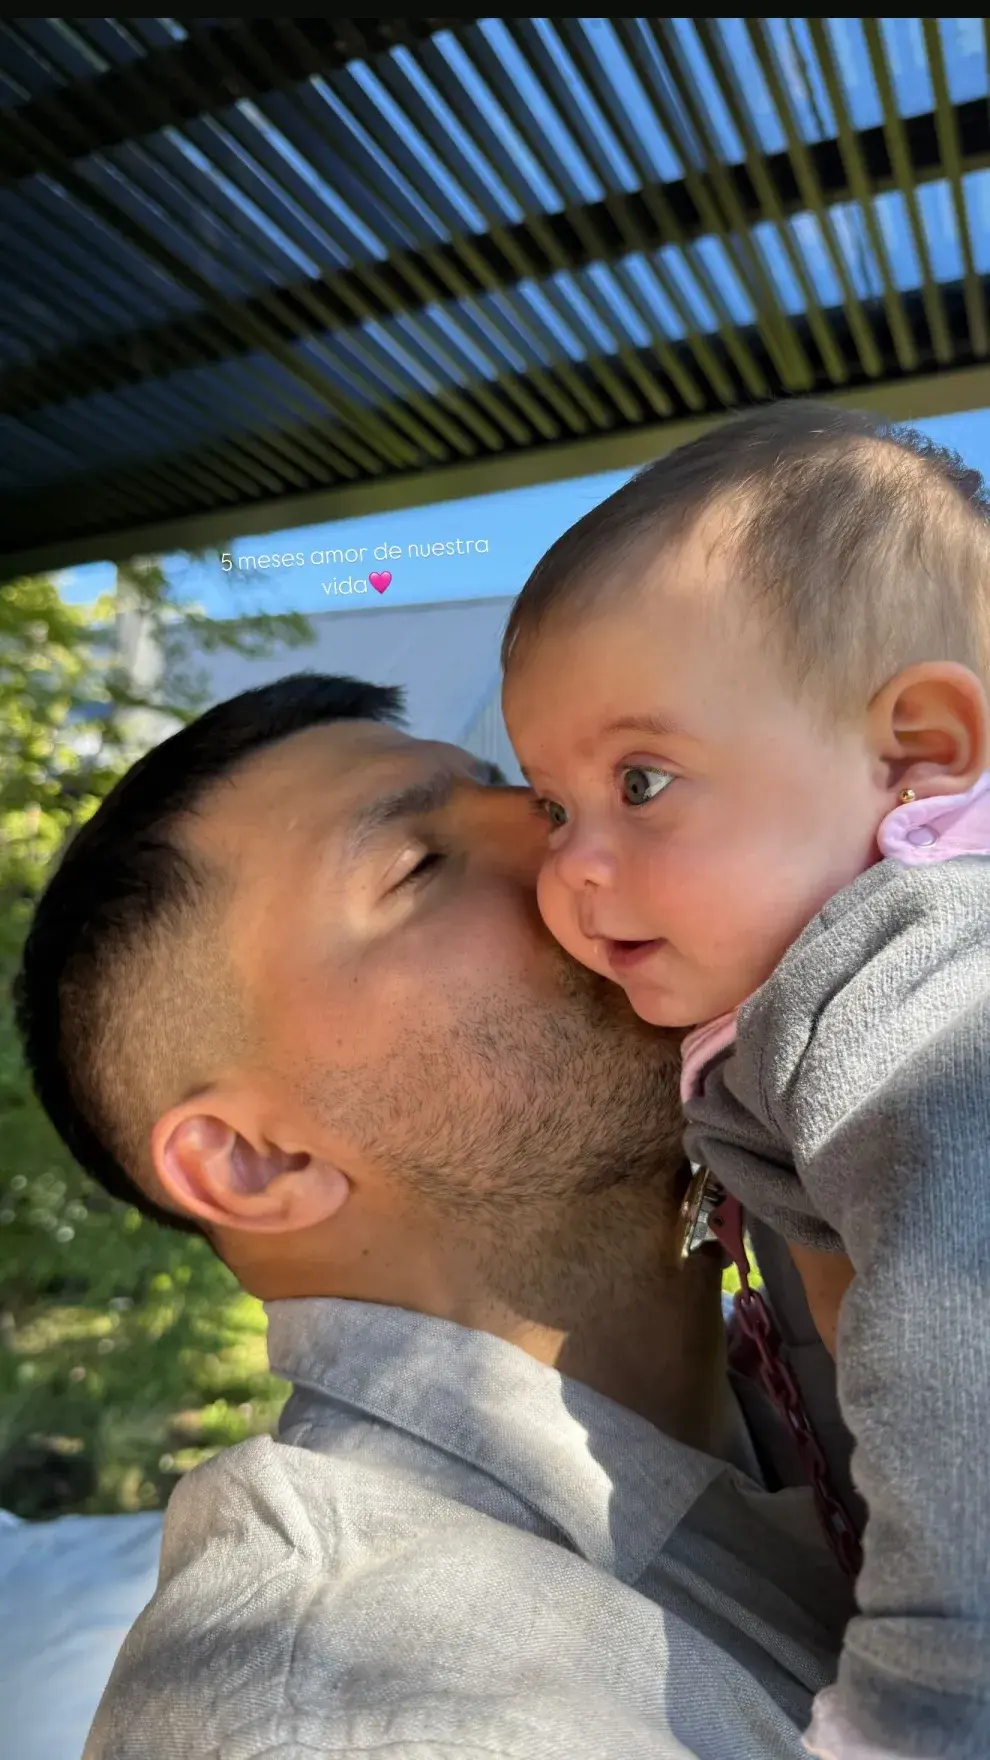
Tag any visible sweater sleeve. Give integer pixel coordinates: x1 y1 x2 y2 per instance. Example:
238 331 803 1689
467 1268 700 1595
737 859 990 1752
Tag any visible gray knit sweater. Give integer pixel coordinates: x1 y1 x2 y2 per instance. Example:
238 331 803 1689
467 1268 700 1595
684 854 990 1756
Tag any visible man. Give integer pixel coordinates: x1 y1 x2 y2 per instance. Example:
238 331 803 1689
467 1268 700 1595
16 674 854 1760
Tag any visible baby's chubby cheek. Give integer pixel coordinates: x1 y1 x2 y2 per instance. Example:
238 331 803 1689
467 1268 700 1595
536 861 615 982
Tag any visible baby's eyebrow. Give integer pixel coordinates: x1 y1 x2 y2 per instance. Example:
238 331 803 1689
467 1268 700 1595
600 712 692 742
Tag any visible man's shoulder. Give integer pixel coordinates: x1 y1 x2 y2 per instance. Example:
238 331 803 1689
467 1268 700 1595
154 1431 337 1576
115 1429 566 1638
83 1435 640 1759
84 1434 817 1760
84 1438 328 1756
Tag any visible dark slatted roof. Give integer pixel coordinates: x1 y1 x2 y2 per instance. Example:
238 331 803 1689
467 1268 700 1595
2 16 990 580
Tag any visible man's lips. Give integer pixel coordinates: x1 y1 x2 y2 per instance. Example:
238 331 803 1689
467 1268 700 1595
603 936 666 973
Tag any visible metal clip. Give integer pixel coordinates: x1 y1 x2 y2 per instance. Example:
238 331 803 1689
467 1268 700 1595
677 1165 725 1260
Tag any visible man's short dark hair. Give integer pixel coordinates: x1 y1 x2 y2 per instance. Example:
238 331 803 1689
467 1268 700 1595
14 673 405 1236
502 400 990 716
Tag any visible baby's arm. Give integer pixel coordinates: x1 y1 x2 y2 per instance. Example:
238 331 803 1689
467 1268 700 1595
791 987 990 1756
689 859 990 1755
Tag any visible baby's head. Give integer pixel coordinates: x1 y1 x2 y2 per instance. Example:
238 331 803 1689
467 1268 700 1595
503 402 990 1028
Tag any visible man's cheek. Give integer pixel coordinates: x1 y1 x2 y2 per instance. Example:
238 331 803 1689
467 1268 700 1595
387 897 502 993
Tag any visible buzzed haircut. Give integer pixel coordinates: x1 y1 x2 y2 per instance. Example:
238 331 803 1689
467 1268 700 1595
14 673 405 1237
502 401 990 716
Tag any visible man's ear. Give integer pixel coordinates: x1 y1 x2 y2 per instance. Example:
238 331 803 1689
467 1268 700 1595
151 1099 349 1234
868 661 990 798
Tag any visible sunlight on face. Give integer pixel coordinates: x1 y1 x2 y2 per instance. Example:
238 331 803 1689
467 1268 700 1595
178 719 690 1322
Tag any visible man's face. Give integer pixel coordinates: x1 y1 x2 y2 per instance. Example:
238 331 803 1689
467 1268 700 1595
190 721 684 1316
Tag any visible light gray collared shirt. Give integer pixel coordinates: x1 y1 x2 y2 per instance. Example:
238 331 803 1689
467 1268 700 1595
85 1297 853 1760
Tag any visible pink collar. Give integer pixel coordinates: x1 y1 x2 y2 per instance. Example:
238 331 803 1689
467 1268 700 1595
877 766 990 864
680 1011 739 1103
681 770 990 1100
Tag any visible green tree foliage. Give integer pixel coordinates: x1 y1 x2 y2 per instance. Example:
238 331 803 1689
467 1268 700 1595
0 564 306 1517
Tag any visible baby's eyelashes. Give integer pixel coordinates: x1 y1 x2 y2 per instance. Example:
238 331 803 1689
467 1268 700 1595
619 766 676 805
532 797 568 829
529 767 676 839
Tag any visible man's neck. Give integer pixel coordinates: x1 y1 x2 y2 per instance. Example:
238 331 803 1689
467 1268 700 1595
497 1248 728 1454
382 1241 729 1454
241 1180 731 1456
446 1183 730 1453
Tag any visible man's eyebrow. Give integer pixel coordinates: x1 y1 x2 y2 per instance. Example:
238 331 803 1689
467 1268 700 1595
600 712 692 742
343 765 474 860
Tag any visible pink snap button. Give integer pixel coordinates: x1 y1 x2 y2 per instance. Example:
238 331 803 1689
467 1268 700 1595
906 825 937 847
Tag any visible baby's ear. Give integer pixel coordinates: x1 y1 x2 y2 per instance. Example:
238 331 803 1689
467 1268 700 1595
869 662 990 797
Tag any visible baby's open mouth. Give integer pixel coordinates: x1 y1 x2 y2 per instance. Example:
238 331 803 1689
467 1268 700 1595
604 937 666 971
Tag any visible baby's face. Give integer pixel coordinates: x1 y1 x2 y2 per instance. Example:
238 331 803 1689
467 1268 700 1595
503 551 889 1027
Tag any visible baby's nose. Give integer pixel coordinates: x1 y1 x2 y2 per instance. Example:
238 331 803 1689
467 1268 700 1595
551 827 618 895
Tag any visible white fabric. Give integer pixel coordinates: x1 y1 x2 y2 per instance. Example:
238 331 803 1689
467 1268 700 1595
0 1510 162 1760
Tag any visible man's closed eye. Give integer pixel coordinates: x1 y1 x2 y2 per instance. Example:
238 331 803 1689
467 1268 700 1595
393 848 445 888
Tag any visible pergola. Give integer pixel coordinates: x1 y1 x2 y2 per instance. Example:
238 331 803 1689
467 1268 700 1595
2 15 989 582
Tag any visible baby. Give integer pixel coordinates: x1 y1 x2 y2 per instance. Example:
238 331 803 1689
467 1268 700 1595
502 403 990 1760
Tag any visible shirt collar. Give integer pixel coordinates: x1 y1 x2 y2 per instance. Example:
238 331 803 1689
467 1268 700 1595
878 767 990 864
680 1010 739 1101
265 1295 725 1584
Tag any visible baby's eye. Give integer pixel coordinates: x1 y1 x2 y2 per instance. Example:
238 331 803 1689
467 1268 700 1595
620 765 674 806
535 797 569 829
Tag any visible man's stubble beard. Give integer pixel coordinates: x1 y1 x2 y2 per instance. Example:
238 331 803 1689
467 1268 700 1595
316 950 689 1325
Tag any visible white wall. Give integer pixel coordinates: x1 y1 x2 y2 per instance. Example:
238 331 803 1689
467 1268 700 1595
180 596 522 776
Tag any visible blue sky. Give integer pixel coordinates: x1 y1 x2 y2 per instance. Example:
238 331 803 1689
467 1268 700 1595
57 404 990 620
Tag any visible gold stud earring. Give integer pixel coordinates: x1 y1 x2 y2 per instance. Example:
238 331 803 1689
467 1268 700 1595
898 787 916 805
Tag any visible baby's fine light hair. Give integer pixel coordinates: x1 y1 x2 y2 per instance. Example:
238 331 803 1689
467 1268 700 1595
502 402 990 717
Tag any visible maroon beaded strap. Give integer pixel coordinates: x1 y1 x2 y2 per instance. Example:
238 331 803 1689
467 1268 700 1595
709 1193 863 1581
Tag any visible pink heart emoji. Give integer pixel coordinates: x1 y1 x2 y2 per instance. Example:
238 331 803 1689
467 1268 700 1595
369 570 391 594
